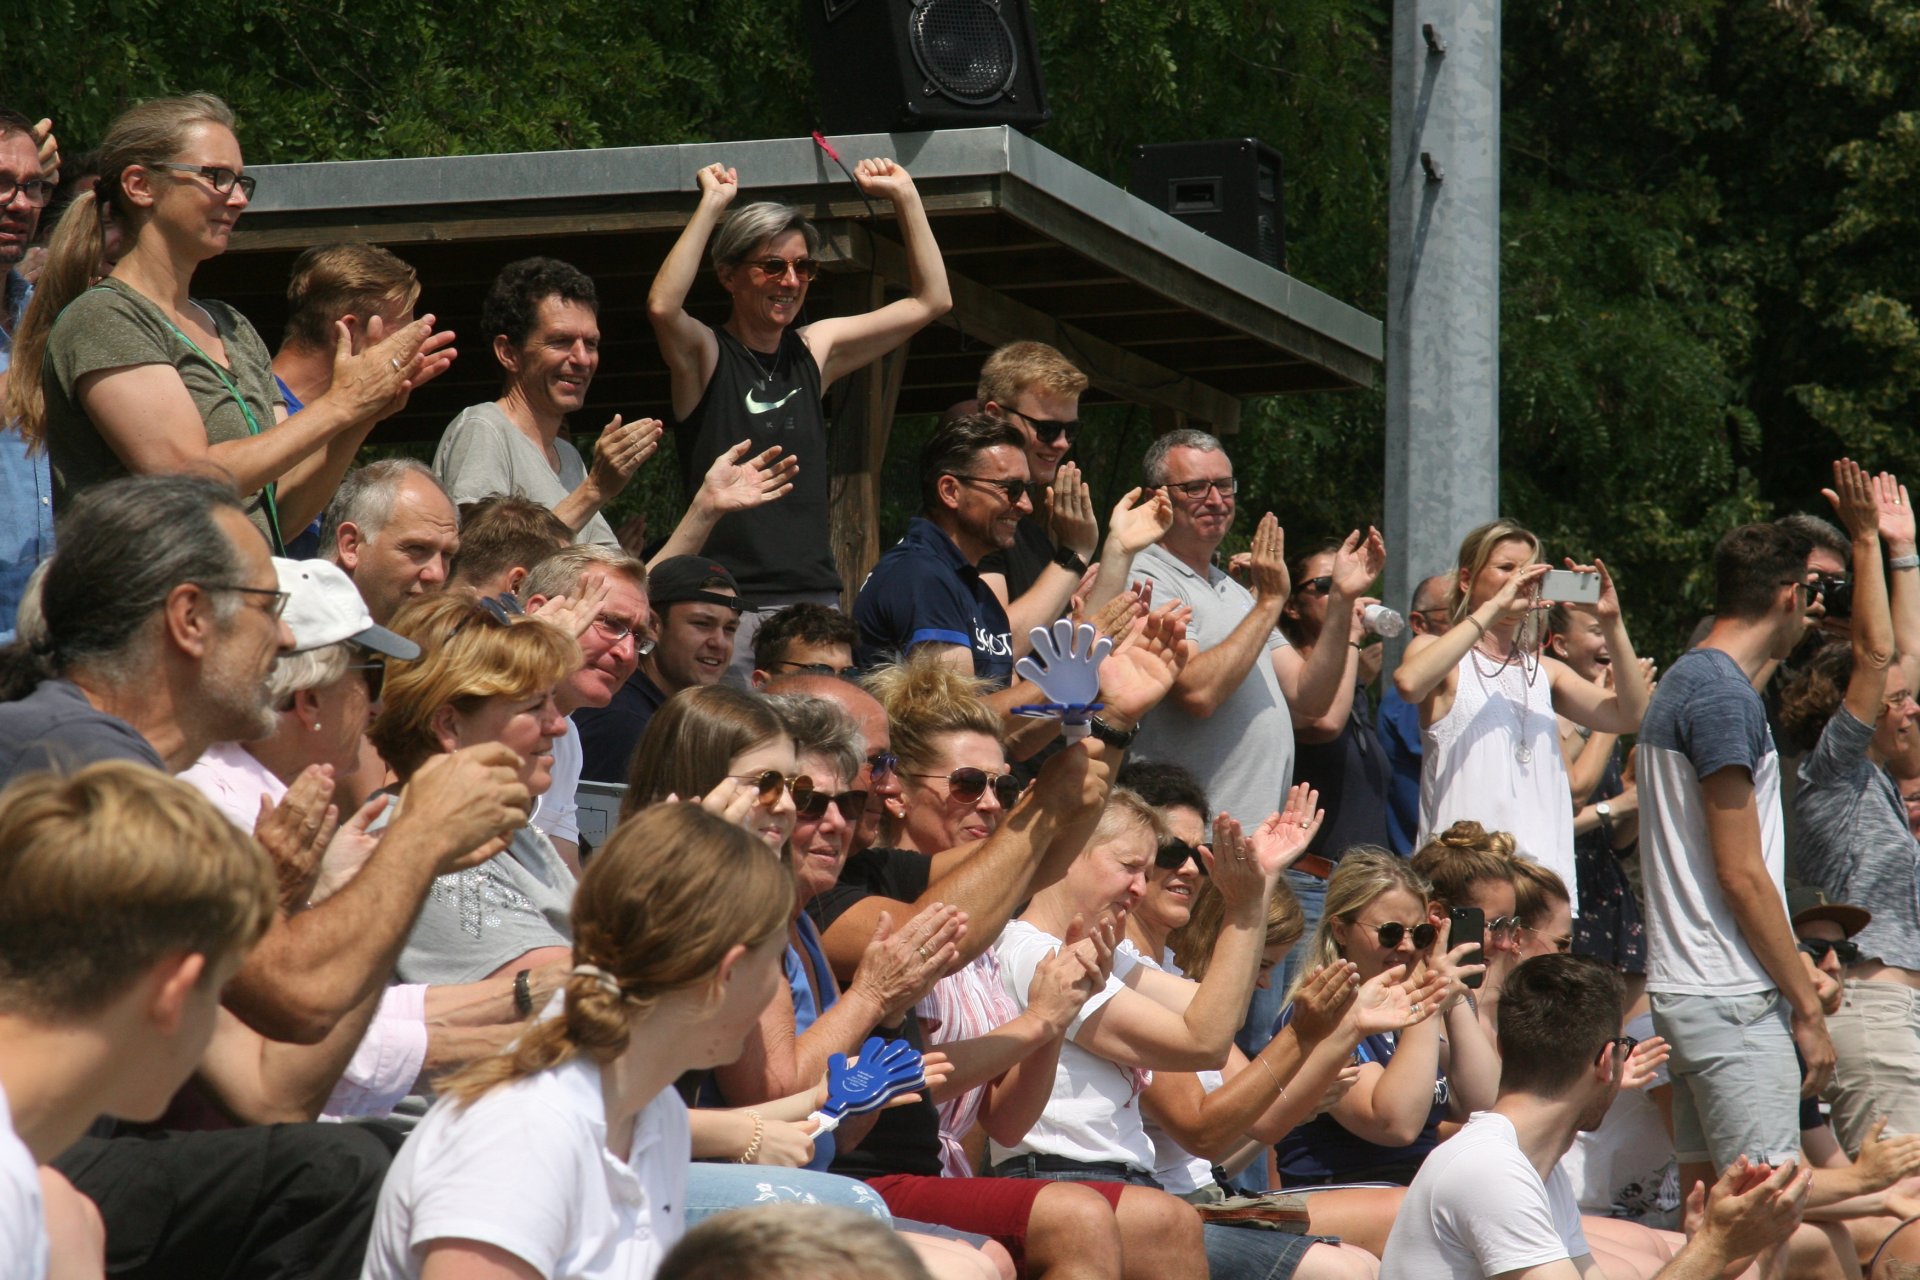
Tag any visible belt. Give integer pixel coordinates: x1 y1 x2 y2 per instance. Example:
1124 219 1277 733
1290 853 1338 880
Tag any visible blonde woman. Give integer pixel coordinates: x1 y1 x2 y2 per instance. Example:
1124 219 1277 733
1392 520 1651 913
362 803 793 1280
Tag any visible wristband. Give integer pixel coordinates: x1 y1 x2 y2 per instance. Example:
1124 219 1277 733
1892 554 1920 571
513 968 534 1018
1051 543 1091 576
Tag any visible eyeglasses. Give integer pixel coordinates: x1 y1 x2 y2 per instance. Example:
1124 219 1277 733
191 582 291 620
1596 1035 1640 1067
944 474 1042 506
768 659 856 678
1295 576 1333 597
908 767 1025 808
0 175 55 207
1362 920 1437 950
795 787 869 824
1487 914 1521 938
1166 477 1238 501
745 256 820 282
731 771 815 807
592 613 656 657
1798 937 1863 966
149 162 257 200
1009 408 1080 447
866 750 899 780
1517 924 1574 953
349 658 386 701
1155 839 1209 875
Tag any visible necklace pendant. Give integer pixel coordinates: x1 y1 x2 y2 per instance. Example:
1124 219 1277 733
1514 743 1533 766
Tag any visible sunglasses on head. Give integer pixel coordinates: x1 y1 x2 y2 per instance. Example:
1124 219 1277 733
795 788 869 824
1798 937 1862 966
1011 408 1080 447
1365 920 1438 950
1155 839 1208 874
731 771 815 807
910 767 1024 807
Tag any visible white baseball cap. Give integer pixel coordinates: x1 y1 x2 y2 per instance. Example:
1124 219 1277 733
272 558 421 660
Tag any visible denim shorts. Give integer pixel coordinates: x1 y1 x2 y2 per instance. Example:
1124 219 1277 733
1650 989 1800 1168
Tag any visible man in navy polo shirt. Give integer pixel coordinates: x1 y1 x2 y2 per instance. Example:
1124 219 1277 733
854 414 1026 686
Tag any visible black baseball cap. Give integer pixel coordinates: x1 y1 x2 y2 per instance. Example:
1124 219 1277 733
648 556 754 612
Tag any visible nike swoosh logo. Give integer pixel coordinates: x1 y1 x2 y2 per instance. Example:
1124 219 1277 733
745 388 801 414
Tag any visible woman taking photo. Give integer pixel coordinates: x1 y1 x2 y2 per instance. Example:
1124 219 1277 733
8 93 453 551
1392 520 1652 913
361 802 793 1280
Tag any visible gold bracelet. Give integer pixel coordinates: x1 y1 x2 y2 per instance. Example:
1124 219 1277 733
738 1109 765 1163
1255 1054 1285 1096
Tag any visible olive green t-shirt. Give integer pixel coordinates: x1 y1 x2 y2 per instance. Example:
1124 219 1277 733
44 278 285 542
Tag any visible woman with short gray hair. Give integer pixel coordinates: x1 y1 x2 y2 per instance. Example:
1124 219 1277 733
647 153 952 680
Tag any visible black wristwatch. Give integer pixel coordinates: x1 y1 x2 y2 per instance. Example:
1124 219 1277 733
1088 715 1137 749
513 968 534 1018
1052 543 1091 576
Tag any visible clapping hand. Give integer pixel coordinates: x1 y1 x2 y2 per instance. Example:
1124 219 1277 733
1686 1158 1810 1267
1289 961 1361 1044
1329 526 1386 600
1045 463 1100 561
1870 469 1915 551
1350 963 1448 1037
699 440 800 515
253 764 340 910
1096 602 1195 725
1619 1035 1670 1091
1105 487 1174 557
1247 783 1325 877
848 903 967 1023
588 416 665 499
305 793 391 908
1029 916 1108 1034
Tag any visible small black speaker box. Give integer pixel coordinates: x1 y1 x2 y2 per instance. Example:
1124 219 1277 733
1129 138 1287 271
806 0 1052 135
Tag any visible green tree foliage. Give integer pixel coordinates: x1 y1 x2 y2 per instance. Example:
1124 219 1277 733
21 0 1920 653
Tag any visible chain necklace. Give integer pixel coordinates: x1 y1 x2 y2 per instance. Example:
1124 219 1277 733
1468 635 1542 766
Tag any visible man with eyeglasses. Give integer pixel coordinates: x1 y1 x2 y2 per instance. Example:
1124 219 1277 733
576 555 744 783
519 544 651 867
1381 953 1809 1279
650 157 951 685
0 109 60 646
750 601 857 689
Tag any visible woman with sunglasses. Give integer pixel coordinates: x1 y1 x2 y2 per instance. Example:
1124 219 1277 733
648 157 950 680
863 659 1019 856
8 94 453 553
1273 849 1496 1188
1392 520 1652 921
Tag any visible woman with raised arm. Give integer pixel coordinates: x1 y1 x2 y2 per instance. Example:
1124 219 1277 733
1391 520 1652 914
8 94 453 552
646 157 952 675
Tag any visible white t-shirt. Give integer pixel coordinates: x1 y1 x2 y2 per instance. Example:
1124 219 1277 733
1562 1012 1680 1224
363 1055 688 1280
532 720 584 846
1639 648 1788 995
0 1083 46 1280
1381 1111 1589 1280
990 919 1151 1171
1133 948 1223 1196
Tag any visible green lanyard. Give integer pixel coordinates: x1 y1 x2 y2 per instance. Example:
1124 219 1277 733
90 285 287 555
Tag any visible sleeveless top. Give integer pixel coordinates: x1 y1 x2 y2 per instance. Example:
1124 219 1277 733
673 324 836 597
1418 648 1579 912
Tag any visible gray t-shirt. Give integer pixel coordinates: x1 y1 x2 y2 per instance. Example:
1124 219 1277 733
1127 543 1295 826
432 402 617 548
1793 705 1920 970
0 678 165 785
394 820 577 985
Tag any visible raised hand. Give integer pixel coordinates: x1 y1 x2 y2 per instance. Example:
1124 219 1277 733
1045 462 1100 560
1248 513 1290 603
847 903 967 1023
1619 1035 1670 1091
1872 470 1915 550
588 416 665 499
694 777 761 831
1424 925 1488 1010
529 570 612 640
1204 814 1274 909
1247 783 1325 877
696 162 740 209
851 157 917 202
1330 526 1386 599
31 118 59 180
1096 602 1195 725
698 440 799 514
1290 961 1361 1043
332 314 442 420
1820 457 1880 542
253 764 340 909
1073 580 1147 644
396 743 533 873
1489 561 1552 622
1349 963 1446 1036
306 793 392 907
1106 487 1174 557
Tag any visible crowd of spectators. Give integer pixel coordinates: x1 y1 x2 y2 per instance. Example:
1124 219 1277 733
5 93 1920 1280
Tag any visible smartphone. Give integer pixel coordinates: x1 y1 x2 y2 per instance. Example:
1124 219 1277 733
1540 568 1601 604
1449 905 1486 990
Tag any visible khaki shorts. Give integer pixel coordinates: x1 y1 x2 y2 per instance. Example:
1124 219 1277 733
1824 980 1920 1153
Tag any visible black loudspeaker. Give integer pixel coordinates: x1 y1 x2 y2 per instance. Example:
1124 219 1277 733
1129 138 1287 271
806 0 1052 135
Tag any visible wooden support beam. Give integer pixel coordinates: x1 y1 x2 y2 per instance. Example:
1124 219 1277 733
829 225 1243 433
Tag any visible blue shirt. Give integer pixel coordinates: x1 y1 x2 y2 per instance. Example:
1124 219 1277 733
853 516 1014 686
1 270 53 645
273 375 324 559
1377 685 1424 855
1272 1002 1447 1184
783 913 842 1171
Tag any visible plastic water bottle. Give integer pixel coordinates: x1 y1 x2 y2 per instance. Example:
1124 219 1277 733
1362 604 1406 638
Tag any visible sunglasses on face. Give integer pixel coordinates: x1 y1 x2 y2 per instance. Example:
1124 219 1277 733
1798 937 1862 966
1595 1035 1640 1067
769 659 856 678
1155 839 1209 874
1011 408 1080 447
866 750 898 780
795 787 870 824
349 658 386 701
1295 575 1334 597
945 473 1043 506
909 767 1024 808
731 771 815 807
1518 924 1574 953
1487 915 1521 937
1363 920 1438 950
745 256 820 282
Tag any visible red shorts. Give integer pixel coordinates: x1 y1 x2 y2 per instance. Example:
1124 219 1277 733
866 1173 1127 1268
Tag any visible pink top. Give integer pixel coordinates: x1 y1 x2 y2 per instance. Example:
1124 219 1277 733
180 739 289 833
917 951 1022 1177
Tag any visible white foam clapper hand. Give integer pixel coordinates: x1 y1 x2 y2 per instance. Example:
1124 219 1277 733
1014 619 1112 738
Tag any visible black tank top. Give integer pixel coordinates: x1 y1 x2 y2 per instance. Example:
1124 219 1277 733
673 324 838 596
